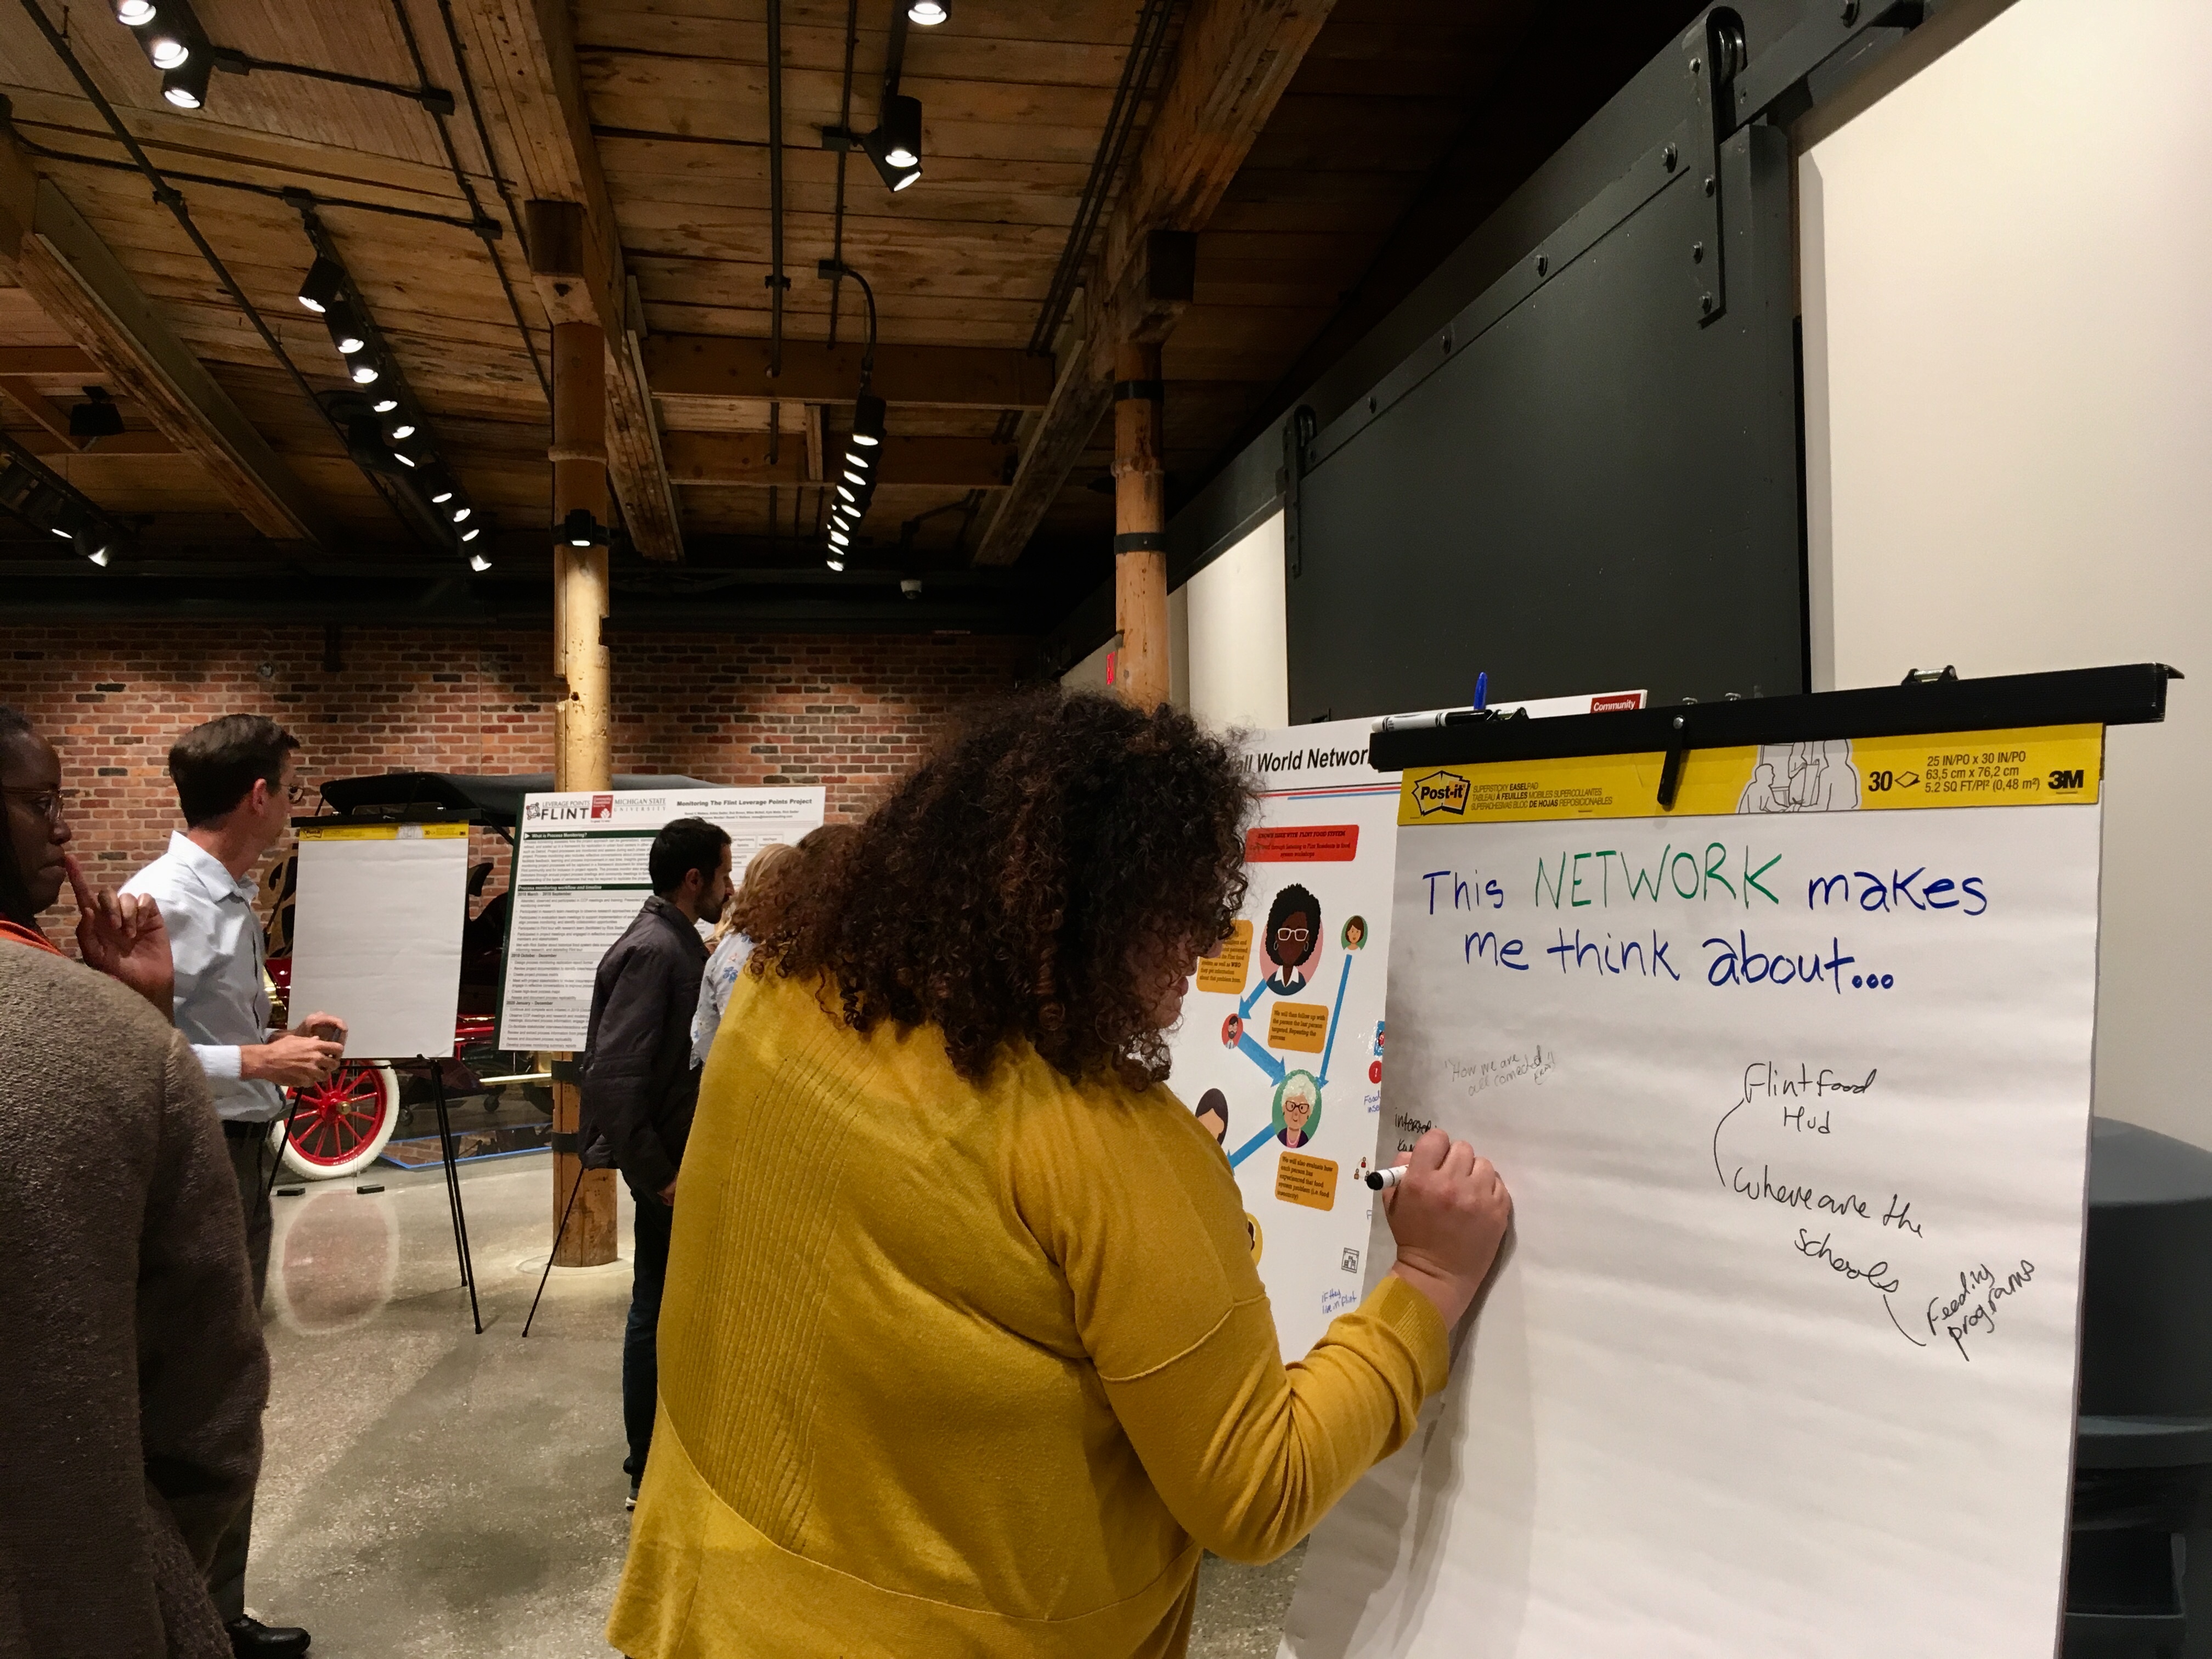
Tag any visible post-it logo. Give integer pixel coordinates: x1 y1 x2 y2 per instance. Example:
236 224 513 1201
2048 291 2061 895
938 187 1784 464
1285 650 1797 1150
1410 770 1471 817
590 793 614 819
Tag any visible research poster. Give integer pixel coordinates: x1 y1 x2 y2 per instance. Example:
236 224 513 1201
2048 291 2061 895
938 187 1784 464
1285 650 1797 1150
1282 725 2106 1659
1167 718 1404 1361
1170 695 1644 1361
496 786 825 1052
288 820 470 1059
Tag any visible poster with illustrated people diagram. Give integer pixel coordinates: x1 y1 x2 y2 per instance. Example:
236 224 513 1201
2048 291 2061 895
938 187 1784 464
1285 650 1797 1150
496 786 824 1052
1169 698 1643 1361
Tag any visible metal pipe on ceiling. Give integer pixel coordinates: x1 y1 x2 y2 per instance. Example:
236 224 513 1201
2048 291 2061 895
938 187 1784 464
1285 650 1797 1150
767 0 787 552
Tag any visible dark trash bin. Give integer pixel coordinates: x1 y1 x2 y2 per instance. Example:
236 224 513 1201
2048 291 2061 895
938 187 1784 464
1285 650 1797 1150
2066 1119 2212 1658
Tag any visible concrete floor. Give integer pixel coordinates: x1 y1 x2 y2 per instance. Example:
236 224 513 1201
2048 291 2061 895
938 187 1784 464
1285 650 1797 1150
247 1154 1305 1656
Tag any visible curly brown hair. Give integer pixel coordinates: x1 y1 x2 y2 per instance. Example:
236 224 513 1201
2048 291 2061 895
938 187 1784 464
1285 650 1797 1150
744 689 1254 1090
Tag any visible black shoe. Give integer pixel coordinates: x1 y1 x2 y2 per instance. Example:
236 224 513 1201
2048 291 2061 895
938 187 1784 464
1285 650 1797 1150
627 1478 640 1511
226 1615 311 1656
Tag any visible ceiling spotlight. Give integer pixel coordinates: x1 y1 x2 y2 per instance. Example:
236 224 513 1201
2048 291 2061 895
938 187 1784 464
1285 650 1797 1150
836 484 858 506
114 0 157 22
450 505 470 521
907 0 947 22
148 33 188 66
50 523 74 539
88 545 113 567
828 529 850 546
160 51 212 111
826 555 845 572
326 298 369 354
391 450 417 468
850 393 886 446
388 422 416 441
461 526 481 542
350 362 380 385
860 123 921 193
468 551 492 572
68 388 125 444
879 95 922 171
297 256 344 314
561 507 604 549
371 397 398 413
842 469 867 488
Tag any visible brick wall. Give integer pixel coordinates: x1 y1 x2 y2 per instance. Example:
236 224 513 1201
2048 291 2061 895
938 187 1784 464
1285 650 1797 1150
3 623 1032 945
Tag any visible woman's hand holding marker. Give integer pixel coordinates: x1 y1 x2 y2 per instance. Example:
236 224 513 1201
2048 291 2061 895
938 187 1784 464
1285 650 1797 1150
1381 1128 1513 1327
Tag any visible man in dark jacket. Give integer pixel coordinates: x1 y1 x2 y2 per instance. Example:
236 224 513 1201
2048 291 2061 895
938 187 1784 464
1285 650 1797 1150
580 816 732 1506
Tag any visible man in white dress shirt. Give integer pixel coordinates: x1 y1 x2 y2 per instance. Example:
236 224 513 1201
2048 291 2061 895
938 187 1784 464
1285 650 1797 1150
126 714 347 1659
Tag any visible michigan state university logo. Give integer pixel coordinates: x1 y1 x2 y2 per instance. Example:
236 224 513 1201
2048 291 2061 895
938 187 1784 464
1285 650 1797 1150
1411 770 1471 816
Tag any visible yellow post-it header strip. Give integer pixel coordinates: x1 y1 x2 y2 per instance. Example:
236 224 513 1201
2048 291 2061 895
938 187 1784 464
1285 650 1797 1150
297 821 471 840
1398 724 2103 825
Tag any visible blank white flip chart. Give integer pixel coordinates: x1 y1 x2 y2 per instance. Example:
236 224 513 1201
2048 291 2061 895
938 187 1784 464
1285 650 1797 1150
288 822 470 1060
1283 724 2108 1659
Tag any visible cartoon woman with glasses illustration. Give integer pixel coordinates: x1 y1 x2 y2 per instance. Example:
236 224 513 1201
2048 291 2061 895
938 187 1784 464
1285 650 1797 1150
1261 882 1320 996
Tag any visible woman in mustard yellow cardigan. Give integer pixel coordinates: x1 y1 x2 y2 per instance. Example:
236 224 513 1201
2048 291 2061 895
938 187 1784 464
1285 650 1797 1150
609 690 1511 1659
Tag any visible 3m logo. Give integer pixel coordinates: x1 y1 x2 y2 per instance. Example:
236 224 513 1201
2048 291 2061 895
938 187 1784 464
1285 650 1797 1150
1411 771 1471 817
2047 769 2085 792
590 793 614 819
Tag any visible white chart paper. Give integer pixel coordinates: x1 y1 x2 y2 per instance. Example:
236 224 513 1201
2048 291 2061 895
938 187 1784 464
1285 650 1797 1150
1284 736 2103 1659
496 786 825 1052
288 822 470 1059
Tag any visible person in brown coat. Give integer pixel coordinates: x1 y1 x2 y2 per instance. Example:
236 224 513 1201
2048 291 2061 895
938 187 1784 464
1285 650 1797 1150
0 941 270 1658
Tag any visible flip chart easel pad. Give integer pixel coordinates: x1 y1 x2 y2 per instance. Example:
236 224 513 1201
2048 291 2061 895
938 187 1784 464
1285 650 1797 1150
1284 759 2100 1655
288 823 470 1060
495 786 825 1052
1166 718 1402 1359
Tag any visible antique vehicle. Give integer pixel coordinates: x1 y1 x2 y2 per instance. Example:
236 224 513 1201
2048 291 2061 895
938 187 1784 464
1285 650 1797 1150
261 771 709 1179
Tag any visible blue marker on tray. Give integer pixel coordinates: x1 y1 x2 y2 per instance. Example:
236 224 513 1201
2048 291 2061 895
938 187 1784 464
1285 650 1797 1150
1473 672 1488 713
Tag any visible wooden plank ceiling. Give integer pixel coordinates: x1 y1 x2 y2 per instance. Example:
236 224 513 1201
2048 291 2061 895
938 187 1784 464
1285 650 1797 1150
0 0 1700 595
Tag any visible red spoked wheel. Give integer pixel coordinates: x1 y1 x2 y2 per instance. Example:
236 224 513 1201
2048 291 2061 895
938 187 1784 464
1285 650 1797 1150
271 1060 400 1181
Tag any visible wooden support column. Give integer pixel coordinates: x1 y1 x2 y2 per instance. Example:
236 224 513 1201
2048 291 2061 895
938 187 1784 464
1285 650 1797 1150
550 317 618 1267
1113 341 1170 711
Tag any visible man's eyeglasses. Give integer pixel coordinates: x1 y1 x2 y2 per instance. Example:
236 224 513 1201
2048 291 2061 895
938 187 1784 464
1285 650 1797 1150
1 787 80 826
284 781 311 805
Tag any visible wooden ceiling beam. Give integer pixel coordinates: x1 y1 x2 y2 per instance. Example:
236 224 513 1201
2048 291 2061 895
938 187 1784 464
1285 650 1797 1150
645 336 1058 411
0 376 75 444
974 0 1338 566
663 430 1015 489
0 347 97 375
4 427 179 458
456 0 684 560
1 133 328 544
